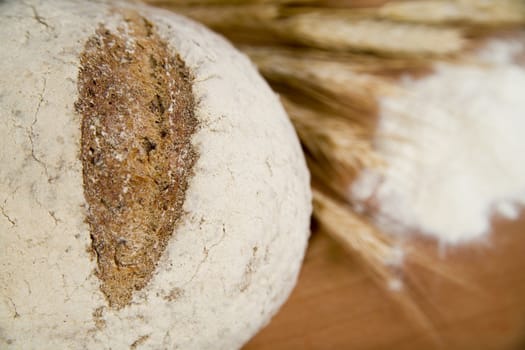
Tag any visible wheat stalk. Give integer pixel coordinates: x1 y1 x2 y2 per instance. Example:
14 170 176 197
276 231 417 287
312 188 397 276
248 47 401 124
281 97 382 183
377 0 525 25
275 12 466 55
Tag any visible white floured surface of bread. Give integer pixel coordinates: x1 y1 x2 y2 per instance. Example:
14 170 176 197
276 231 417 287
0 1 311 349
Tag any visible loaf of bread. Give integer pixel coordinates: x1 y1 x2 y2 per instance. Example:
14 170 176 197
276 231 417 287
0 1 311 349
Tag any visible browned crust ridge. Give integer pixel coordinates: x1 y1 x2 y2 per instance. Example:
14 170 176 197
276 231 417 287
75 11 197 308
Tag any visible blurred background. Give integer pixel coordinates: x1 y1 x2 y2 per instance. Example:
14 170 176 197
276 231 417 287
146 1 525 349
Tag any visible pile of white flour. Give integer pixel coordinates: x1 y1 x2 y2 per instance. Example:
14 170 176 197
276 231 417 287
351 37 525 244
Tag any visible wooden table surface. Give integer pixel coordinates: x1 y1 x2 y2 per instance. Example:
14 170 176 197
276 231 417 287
244 214 525 350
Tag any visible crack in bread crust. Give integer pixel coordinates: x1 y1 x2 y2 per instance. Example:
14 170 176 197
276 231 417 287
75 11 197 309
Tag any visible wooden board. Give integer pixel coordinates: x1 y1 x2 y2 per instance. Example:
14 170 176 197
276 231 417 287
244 214 525 350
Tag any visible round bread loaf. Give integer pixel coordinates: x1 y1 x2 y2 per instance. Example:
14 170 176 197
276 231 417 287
0 1 311 349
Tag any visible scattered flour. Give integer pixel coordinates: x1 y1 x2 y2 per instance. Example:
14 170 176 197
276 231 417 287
351 37 525 244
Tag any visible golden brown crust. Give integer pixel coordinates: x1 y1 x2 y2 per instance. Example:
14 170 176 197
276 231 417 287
75 11 197 309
